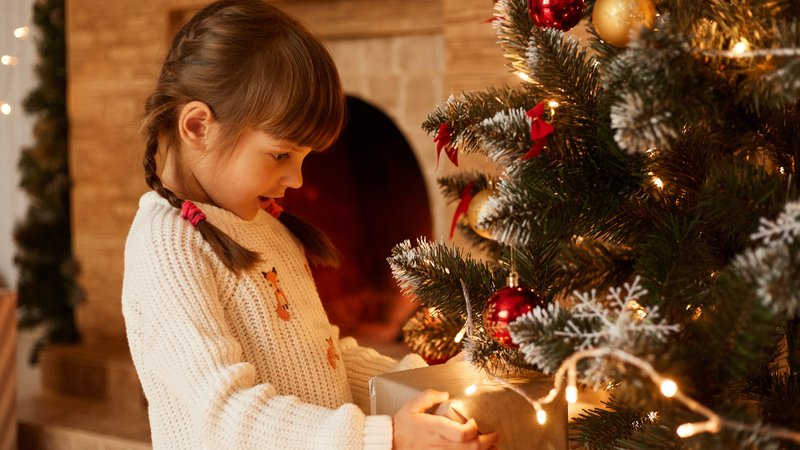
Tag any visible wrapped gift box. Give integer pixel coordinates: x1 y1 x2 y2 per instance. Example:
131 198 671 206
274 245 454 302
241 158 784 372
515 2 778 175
369 361 568 450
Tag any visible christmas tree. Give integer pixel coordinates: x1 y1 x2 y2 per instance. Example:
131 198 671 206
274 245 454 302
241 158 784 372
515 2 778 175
390 0 800 448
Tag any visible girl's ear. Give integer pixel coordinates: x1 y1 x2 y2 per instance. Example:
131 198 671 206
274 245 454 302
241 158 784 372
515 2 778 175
178 101 216 150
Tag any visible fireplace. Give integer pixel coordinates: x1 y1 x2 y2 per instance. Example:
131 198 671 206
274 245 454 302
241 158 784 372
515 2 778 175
280 97 432 338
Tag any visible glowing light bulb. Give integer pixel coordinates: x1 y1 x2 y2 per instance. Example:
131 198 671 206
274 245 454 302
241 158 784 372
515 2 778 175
660 380 677 397
548 101 559 108
1 55 18 66
732 40 749 54
537 410 546 424
1 103 11 115
676 423 694 437
565 386 578 404
14 27 29 39
653 177 664 188
626 300 647 320
465 385 477 395
517 72 532 82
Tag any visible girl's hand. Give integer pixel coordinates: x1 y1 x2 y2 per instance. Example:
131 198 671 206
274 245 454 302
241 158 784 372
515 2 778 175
446 351 466 364
392 389 500 450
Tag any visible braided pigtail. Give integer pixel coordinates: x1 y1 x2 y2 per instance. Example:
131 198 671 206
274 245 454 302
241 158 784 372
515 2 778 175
142 113 260 274
278 212 341 268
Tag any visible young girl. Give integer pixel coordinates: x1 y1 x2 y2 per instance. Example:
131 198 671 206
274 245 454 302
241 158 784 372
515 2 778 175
121 1 500 449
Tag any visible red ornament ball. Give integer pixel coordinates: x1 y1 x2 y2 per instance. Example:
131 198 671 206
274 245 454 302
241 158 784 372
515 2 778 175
528 0 584 32
483 284 544 348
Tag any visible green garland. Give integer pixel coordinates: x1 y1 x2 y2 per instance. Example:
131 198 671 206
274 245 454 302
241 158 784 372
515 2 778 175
14 0 79 363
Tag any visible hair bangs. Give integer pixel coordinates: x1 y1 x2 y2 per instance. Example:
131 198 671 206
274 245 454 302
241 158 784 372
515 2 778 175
249 28 346 152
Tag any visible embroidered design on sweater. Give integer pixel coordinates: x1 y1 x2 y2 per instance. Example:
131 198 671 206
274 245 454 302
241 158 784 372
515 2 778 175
326 337 340 369
263 268 291 322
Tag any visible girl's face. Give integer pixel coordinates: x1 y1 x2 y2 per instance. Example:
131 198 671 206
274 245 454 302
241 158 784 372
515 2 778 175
192 127 313 220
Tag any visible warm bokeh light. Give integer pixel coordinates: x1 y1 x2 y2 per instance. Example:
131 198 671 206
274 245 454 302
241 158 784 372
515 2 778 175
1 55 19 66
653 177 664 188
454 326 466 343
732 40 749 54
660 380 677 397
465 385 477 395
676 423 694 437
14 27 29 39
565 386 578 404
1 103 11 115
537 410 546 424
517 72 532 82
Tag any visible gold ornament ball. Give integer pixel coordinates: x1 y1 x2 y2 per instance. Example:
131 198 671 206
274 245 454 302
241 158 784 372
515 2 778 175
593 0 655 48
467 189 495 239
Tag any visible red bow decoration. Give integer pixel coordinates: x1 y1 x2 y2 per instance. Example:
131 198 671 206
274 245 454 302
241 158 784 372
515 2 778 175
450 181 474 239
523 102 555 160
434 123 459 170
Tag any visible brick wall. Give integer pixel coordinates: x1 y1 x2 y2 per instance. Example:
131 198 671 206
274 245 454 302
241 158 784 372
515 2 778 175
67 0 520 343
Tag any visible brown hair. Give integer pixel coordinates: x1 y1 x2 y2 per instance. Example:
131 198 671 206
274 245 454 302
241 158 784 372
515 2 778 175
142 0 344 272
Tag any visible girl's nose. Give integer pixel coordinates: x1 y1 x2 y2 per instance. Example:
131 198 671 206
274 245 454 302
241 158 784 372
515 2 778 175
283 163 303 189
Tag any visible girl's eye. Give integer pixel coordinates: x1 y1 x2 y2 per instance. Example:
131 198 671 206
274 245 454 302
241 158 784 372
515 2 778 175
272 153 290 161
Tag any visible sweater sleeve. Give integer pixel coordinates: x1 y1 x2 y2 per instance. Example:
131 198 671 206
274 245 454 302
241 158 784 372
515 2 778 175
123 217 391 450
336 334 428 414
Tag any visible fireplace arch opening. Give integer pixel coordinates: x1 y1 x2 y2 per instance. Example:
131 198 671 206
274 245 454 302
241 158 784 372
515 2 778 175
279 96 431 340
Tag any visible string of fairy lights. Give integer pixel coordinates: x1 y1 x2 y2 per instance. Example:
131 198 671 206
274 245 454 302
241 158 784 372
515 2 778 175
1 25 30 116
456 276 800 444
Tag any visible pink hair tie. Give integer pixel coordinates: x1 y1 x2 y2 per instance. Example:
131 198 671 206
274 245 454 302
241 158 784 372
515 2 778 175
181 201 207 227
263 198 283 219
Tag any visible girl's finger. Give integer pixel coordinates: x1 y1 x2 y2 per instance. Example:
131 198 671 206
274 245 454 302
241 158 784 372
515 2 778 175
477 432 501 450
436 417 479 442
404 389 450 413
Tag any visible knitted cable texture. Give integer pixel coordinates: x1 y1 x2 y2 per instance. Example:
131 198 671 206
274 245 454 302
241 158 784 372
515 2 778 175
122 192 426 450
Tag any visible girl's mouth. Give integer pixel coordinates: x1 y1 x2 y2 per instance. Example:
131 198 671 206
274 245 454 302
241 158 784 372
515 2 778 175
258 196 272 209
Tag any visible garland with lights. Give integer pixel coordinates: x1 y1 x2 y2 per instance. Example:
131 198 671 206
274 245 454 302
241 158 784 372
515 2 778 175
390 0 800 447
1 23 30 114
13 0 80 362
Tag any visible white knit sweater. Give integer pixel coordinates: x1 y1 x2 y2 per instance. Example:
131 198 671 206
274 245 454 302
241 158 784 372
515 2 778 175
122 192 426 450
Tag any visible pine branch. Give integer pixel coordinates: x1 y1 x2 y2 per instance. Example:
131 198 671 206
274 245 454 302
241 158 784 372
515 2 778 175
422 87 541 156
437 170 496 204
494 0 536 76
556 238 638 296
525 26 601 125
402 309 463 363
744 371 800 448
388 238 505 320
571 395 663 450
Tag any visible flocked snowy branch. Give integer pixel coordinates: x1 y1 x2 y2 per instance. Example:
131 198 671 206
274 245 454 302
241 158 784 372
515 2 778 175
750 200 800 247
735 201 800 318
558 276 679 351
510 276 680 385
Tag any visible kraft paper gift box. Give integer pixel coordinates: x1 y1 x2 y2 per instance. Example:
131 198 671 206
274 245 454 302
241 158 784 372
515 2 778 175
369 361 568 450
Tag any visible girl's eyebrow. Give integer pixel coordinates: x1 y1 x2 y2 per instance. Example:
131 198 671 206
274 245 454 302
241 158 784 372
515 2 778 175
272 140 304 151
